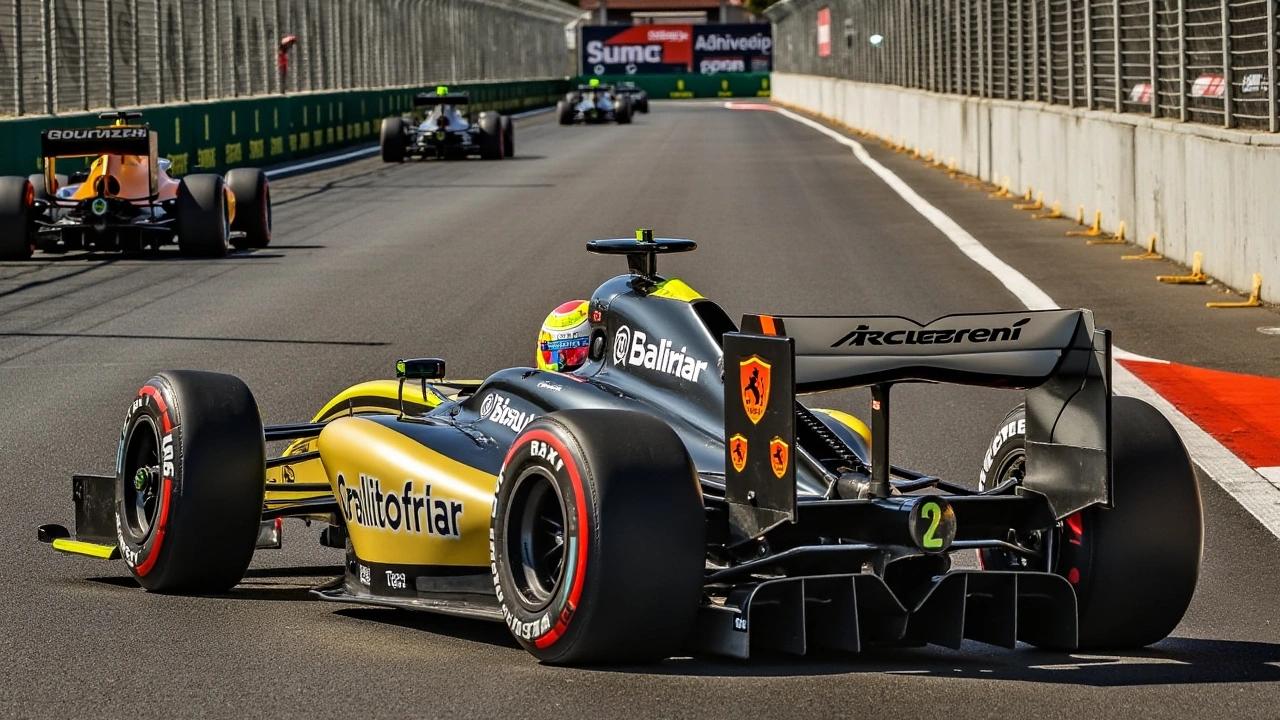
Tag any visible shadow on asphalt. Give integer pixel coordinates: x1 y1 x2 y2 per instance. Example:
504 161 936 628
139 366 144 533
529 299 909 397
334 606 522 650
87 565 346 603
623 637 1280 685
76 571 1280 685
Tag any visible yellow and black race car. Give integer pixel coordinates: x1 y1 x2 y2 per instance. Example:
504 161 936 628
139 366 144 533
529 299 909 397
39 232 1203 664
0 111 270 259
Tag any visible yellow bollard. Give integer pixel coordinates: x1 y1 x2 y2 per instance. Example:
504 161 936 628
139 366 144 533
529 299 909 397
1067 210 1105 237
1014 191 1044 211
1032 201 1063 219
1207 274 1263 308
988 177 1013 199
1087 220 1127 245
1157 252 1209 284
1122 234 1163 260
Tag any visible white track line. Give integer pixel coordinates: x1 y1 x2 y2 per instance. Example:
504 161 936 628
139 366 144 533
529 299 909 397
264 105 555 179
770 104 1280 540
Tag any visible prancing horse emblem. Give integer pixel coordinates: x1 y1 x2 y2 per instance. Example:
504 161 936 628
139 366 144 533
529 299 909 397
740 356 771 425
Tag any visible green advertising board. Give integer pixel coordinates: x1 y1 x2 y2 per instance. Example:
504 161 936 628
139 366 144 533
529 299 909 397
573 73 771 100
0 79 569 178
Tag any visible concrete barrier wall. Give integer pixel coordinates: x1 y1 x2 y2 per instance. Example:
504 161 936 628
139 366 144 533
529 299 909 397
773 72 1280 305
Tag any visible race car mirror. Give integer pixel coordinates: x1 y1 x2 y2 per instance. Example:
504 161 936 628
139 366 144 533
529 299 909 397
723 331 797 546
396 358 445 417
396 358 445 380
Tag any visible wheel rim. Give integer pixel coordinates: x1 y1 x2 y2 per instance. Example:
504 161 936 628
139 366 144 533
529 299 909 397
503 467 567 611
121 415 162 543
979 447 1033 570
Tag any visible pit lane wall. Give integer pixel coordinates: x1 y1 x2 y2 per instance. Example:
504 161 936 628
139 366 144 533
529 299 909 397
771 72 1280 305
573 74 772 99
0 80 569 178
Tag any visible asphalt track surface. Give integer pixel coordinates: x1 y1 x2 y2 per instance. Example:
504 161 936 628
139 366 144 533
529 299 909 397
3 102 1280 719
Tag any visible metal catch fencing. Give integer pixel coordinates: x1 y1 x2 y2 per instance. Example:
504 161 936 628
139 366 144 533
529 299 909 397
768 0 1280 132
0 0 582 118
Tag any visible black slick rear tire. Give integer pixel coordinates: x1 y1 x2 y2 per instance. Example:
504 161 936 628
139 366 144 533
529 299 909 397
478 111 503 160
380 117 407 163
557 100 574 126
176 174 229 258
225 167 271 249
977 398 1203 649
115 371 265 593
491 409 704 665
0 176 34 260
501 115 514 157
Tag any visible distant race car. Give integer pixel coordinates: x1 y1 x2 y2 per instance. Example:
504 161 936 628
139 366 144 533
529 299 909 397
558 80 633 125
380 87 513 161
39 230 1204 665
0 111 271 259
615 81 649 113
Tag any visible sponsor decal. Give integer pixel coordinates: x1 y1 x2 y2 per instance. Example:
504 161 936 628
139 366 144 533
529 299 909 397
700 57 746 75
1190 74 1225 98
581 24 772 75
540 337 590 353
729 434 748 474
733 614 748 632
739 356 771 425
45 127 148 140
695 32 772 54
336 473 463 539
979 417 1025 487
536 381 563 392
612 325 709 382
478 392 537 433
528 439 566 472
830 318 1031 348
385 570 407 590
769 437 790 479
818 7 832 57
358 564 371 586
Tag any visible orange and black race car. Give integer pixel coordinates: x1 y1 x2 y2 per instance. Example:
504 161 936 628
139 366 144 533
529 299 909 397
38 232 1203 664
0 111 271 259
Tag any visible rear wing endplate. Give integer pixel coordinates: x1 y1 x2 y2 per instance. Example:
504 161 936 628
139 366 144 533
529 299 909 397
725 309 1111 540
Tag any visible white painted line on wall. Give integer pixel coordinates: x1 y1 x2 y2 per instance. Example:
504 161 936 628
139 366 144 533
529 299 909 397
771 104 1280 541
263 105 555 178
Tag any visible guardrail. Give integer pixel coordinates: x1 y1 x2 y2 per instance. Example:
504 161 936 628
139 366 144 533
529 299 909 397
768 0 1280 132
0 0 581 118
0 79 569 177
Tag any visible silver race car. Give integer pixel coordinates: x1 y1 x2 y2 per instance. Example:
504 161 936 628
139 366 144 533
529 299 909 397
380 87 513 161
558 80 633 125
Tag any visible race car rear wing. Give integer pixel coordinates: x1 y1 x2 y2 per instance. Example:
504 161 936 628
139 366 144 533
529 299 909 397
40 125 154 159
39 124 159 200
414 92 470 106
726 309 1111 538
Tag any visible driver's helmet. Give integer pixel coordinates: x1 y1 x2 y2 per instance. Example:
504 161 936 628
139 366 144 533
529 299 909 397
537 300 591 372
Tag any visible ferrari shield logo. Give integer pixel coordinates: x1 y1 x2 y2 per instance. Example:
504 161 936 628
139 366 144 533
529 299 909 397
729 434 748 474
769 437 789 479
740 356 771 425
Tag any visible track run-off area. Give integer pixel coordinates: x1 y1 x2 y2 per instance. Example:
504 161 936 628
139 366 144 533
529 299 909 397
3 101 1280 719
